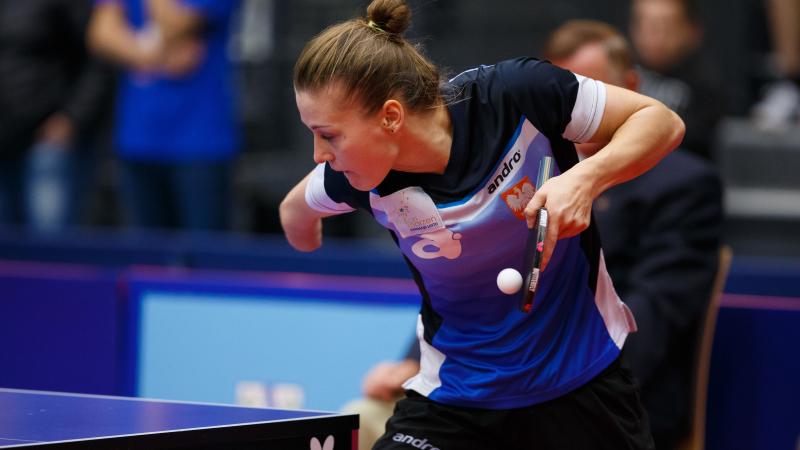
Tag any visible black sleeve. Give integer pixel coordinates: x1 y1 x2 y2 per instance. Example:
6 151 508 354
621 170 724 385
495 58 580 140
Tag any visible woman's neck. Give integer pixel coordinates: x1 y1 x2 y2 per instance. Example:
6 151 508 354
393 104 452 174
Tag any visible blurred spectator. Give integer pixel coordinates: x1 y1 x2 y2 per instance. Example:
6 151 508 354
629 0 726 160
546 19 724 450
750 0 800 129
0 0 114 232
88 0 241 231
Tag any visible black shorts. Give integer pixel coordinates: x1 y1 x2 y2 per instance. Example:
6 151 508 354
373 357 654 450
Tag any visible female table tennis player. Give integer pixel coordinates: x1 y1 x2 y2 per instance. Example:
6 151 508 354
280 0 684 448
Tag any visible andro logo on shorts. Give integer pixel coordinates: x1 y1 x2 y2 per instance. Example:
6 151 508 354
501 175 535 220
392 433 440 450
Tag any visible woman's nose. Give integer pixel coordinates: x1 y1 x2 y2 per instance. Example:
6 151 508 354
313 138 333 164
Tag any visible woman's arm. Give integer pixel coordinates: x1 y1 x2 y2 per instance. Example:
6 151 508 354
570 84 685 193
280 172 337 252
525 85 685 269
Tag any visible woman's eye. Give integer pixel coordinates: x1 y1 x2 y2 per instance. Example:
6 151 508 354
321 134 336 141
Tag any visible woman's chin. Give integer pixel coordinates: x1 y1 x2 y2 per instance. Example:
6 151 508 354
344 172 377 191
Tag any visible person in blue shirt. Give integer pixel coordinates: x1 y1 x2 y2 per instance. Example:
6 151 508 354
281 0 684 448
88 0 240 230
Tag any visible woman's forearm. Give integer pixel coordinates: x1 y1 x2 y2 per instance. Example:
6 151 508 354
279 173 333 252
575 102 684 199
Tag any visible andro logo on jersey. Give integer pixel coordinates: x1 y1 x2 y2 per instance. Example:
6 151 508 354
392 433 440 450
501 175 536 220
486 149 523 194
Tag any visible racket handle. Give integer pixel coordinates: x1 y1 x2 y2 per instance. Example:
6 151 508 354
520 207 548 313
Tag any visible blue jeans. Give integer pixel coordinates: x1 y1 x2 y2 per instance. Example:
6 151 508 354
0 141 91 232
118 159 232 231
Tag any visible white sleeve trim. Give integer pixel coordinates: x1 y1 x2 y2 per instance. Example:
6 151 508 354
304 164 357 214
563 74 607 143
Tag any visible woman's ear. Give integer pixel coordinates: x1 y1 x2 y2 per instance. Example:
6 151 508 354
381 99 404 133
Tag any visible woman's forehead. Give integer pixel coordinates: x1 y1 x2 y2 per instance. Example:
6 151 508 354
296 81 353 103
296 87 368 126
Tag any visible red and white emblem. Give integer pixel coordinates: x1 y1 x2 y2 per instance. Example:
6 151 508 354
501 176 536 220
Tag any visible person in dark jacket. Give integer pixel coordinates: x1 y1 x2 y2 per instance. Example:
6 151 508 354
0 0 114 232
545 19 724 450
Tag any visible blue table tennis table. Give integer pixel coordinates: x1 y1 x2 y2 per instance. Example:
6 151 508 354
0 388 358 449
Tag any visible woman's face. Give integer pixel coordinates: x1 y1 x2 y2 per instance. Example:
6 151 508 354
295 84 398 191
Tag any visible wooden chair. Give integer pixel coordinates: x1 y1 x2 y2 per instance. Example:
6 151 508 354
679 245 733 450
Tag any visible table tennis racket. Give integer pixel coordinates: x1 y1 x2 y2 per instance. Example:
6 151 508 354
520 155 554 313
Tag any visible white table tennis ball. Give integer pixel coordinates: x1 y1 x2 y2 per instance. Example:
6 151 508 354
497 268 523 295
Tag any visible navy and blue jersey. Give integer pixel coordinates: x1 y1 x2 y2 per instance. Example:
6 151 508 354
305 58 636 409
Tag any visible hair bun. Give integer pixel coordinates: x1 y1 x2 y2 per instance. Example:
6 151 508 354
366 0 411 35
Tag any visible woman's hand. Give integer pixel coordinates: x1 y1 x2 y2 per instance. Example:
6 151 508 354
523 165 597 271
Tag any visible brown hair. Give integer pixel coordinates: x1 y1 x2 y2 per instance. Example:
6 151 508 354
293 0 442 114
543 20 635 72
